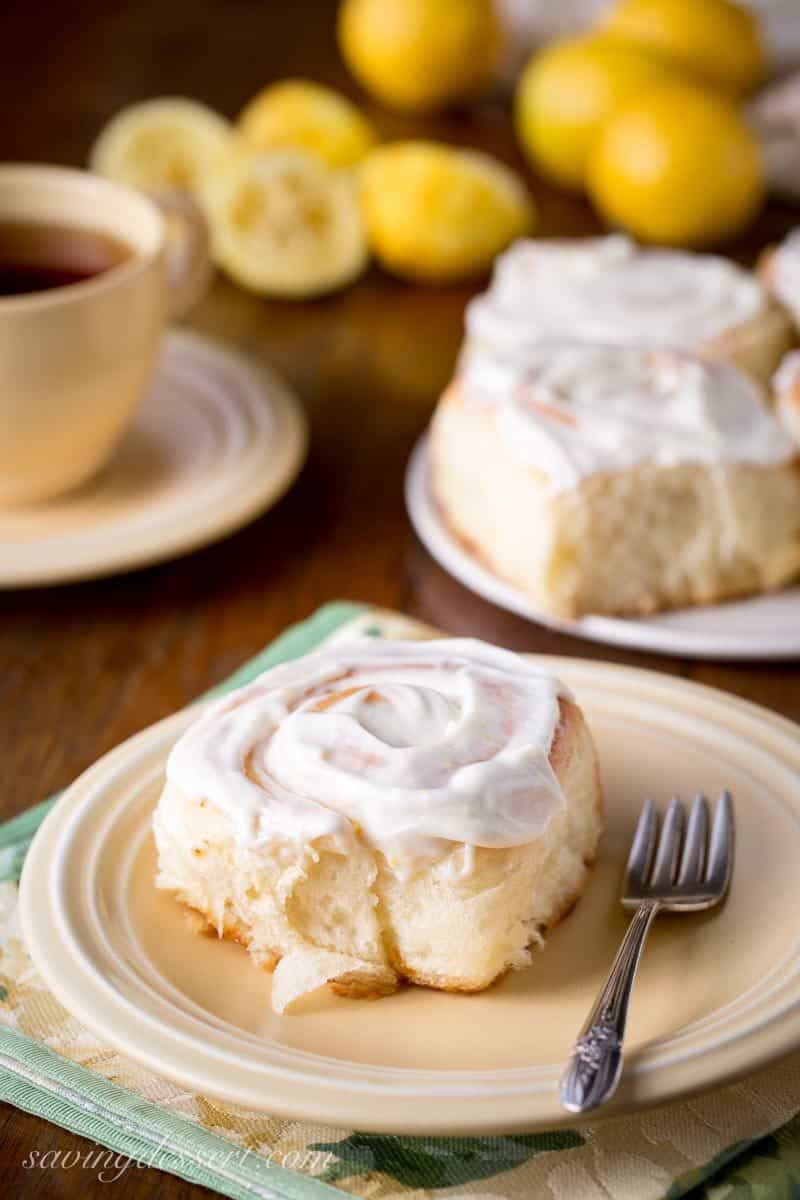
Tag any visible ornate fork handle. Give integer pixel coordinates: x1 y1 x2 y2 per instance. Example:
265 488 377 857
560 900 660 1113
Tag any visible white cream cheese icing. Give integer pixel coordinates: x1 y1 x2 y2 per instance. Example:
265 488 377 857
164 638 568 856
466 235 765 353
460 341 796 491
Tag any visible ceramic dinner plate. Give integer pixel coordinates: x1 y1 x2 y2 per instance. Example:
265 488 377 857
405 435 800 661
0 330 307 587
20 656 800 1134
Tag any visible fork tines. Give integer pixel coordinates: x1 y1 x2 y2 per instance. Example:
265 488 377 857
623 791 734 909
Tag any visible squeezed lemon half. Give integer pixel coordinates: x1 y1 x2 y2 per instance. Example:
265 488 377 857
90 97 233 194
201 148 368 297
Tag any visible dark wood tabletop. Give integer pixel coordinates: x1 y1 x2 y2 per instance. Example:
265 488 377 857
1 0 799 1194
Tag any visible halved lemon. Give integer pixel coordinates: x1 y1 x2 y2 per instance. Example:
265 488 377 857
237 80 377 167
201 149 368 297
90 97 233 194
359 141 534 283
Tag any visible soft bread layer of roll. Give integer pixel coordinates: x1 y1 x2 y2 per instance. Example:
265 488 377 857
153 697 603 1008
431 382 800 619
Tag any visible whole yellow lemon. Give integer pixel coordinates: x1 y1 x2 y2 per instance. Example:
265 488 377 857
360 141 534 282
338 0 500 114
237 80 376 167
602 0 765 95
514 34 676 191
588 81 765 246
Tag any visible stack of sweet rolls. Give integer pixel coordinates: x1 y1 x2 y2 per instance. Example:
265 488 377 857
430 234 800 617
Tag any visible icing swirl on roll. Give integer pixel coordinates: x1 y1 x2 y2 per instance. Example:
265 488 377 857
166 639 568 856
466 235 764 353
461 342 795 491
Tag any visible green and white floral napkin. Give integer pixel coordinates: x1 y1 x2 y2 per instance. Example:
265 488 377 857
2 601 800 1200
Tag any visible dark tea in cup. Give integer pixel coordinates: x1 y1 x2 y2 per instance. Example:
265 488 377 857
0 220 133 296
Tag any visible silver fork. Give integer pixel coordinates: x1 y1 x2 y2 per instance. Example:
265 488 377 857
560 791 734 1115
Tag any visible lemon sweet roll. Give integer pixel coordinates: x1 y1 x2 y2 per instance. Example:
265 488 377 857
431 254 800 617
153 638 603 1012
464 235 792 385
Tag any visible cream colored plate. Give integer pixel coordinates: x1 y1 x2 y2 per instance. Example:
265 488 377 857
19 658 800 1134
406 436 800 661
0 330 307 586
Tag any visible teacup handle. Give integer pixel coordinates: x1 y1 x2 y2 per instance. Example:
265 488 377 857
150 189 212 320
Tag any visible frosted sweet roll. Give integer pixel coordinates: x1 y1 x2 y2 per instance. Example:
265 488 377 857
153 638 603 1012
466 236 792 385
431 342 800 617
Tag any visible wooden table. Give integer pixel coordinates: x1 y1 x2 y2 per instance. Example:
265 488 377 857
1 0 799 1194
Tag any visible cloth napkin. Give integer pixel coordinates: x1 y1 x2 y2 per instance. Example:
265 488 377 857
3 600 800 1200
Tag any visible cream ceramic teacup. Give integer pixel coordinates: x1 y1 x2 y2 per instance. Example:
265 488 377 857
0 164 210 506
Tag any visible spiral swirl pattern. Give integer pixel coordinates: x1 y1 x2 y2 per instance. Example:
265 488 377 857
166 639 567 855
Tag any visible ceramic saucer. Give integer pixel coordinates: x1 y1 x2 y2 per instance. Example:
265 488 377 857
0 329 307 586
